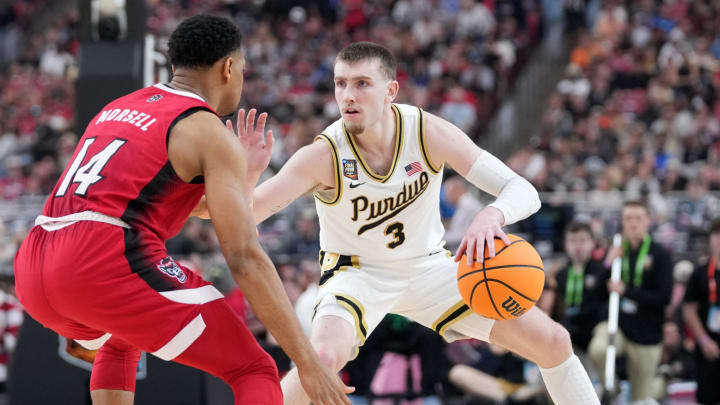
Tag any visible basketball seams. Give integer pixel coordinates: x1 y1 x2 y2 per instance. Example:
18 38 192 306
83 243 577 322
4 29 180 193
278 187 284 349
478 253 506 319
457 264 544 281
483 279 538 303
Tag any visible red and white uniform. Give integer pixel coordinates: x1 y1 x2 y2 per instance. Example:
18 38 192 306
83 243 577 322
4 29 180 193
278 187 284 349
14 84 280 402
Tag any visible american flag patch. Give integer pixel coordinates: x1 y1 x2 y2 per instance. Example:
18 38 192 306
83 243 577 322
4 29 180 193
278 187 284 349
404 161 422 176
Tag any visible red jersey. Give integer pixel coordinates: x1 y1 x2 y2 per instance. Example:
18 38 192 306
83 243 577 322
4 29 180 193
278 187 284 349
44 84 215 241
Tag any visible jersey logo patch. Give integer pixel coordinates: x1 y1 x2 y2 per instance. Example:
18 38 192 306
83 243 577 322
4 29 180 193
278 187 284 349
146 94 163 103
156 256 187 283
343 159 358 180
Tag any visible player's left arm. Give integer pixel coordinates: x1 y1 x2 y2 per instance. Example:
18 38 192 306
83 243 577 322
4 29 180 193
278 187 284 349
423 112 541 264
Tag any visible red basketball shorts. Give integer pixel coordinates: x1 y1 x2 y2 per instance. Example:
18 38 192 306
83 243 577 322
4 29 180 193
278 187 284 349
15 220 256 360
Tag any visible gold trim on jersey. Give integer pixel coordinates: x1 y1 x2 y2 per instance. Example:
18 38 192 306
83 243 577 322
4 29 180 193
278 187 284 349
417 107 441 174
432 300 472 338
334 293 368 344
312 134 342 205
342 104 403 183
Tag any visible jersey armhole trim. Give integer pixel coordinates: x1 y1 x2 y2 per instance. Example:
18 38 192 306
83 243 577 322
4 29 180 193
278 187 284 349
313 134 342 205
418 107 441 174
165 106 214 184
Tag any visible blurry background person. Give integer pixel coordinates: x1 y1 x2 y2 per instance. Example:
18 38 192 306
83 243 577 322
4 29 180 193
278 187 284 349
683 218 720 405
588 201 673 404
546 222 608 359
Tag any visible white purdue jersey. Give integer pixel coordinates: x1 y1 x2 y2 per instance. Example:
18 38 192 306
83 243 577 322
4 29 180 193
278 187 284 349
314 103 446 261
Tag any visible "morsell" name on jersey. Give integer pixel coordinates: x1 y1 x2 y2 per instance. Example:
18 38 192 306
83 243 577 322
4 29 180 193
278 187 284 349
95 108 157 131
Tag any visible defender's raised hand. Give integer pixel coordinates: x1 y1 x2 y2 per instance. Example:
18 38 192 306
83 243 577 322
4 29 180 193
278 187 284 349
227 108 274 175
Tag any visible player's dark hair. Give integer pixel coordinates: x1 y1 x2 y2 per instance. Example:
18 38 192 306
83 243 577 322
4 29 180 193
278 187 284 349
168 15 242 69
336 42 397 80
565 221 593 239
710 218 720 236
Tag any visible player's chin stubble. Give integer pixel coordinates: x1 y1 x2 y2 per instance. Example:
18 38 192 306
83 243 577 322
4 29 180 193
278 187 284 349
345 122 365 135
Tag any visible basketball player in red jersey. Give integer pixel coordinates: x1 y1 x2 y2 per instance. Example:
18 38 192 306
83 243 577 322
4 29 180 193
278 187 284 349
13 15 351 405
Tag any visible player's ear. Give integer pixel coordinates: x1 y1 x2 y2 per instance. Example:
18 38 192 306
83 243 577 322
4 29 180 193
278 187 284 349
386 80 399 102
222 57 233 81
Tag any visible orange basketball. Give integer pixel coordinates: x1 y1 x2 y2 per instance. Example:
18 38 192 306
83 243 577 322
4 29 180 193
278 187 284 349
457 234 545 320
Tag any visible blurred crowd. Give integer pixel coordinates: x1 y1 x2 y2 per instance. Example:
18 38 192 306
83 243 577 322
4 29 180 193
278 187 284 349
507 0 720 256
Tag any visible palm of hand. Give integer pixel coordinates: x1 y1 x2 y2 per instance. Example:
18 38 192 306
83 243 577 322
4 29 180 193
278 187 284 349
227 108 274 174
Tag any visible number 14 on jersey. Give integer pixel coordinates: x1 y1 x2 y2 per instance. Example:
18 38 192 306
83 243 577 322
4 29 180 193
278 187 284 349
56 138 126 197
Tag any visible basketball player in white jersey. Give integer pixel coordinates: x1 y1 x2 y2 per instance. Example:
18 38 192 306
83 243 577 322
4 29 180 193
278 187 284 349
212 42 600 404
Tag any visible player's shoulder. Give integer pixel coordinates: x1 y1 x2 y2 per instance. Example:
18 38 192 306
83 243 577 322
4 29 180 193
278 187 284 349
393 103 422 118
171 109 223 135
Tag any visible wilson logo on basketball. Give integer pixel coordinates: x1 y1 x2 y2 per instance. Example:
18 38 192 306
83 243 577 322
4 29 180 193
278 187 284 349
501 296 527 317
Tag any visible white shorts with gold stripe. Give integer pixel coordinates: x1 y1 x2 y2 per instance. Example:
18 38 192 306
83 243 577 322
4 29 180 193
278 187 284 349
313 249 495 358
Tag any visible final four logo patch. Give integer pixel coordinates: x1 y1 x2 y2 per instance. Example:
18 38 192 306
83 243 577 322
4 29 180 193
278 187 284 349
343 159 358 180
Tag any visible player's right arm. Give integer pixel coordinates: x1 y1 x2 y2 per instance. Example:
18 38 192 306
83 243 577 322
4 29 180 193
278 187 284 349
252 139 336 224
168 112 351 405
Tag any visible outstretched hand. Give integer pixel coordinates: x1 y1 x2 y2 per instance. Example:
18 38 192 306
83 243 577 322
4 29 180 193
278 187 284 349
226 108 274 176
297 362 354 405
454 207 510 266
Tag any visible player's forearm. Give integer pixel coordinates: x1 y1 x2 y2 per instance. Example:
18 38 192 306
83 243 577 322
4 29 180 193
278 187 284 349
462 151 541 225
227 248 318 368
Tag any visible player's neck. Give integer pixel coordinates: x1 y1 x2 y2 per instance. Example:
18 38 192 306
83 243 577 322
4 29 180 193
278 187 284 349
167 73 214 108
351 105 396 156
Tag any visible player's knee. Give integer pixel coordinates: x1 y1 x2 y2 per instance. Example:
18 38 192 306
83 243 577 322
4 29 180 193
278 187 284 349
530 322 572 367
549 323 572 351
224 352 279 387
544 323 573 362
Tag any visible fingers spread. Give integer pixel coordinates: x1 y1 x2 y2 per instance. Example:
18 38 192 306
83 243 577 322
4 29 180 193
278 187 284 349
499 229 511 246
466 239 476 266
485 232 495 258
237 109 245 134
266 130 275 149
246 108 257 133
256 112 268 135
455 238 468 262
475 237 485 264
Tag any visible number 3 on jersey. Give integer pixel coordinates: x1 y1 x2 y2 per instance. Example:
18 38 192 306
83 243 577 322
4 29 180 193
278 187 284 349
56 138 126 197
384 222 406 249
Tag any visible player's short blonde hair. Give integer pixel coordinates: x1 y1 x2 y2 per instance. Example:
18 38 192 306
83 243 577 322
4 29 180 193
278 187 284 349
335 42 397 81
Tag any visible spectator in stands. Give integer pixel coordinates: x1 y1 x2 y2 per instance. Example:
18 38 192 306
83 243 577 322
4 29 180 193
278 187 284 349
278 208 320 257
588 200 673 404
683 218 720 405
547 222 608 355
